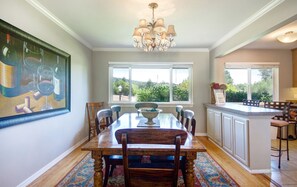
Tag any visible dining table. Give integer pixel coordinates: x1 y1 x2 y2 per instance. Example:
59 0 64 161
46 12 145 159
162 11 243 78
81 112 206 187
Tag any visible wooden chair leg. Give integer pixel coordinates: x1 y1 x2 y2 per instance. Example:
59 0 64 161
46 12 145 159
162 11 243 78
103 157 110 187
109 165 116 177
181 165 187 186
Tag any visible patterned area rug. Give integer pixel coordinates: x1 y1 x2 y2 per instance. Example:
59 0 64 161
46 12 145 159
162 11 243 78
56 152 239 187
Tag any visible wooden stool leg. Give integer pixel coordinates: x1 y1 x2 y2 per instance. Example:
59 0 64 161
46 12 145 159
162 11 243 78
278 127 282 169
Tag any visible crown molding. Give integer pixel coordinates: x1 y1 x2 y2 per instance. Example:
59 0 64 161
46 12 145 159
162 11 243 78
210 0 285 51
26 0 93 49
92 47 209 52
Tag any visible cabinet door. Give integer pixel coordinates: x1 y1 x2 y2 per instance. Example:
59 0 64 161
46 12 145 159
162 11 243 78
206 109 215 140
233 116 249 165
222 113 233 154
214 111 222 145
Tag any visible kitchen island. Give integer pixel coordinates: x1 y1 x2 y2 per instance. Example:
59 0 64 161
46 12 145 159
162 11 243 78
204 103 282 173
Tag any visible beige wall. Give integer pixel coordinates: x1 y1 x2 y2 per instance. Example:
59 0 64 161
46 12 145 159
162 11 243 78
213 49 292 100
0 0 92 186
92 51 210 135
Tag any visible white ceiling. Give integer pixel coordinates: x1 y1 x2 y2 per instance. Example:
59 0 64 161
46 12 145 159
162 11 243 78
26 0 296 51
243 20 297 50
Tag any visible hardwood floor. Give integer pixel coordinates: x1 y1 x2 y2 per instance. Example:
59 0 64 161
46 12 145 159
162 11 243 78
29 136 291 187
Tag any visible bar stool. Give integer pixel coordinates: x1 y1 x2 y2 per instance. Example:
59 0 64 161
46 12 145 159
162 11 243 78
270 119 289 168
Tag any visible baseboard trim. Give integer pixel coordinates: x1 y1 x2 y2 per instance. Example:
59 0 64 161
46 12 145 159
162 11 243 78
195 133 207 136
17 136 88 187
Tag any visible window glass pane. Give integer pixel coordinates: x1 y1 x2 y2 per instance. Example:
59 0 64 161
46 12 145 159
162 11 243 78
225 69 248 102
251 69 273 102
112 68 130 102
172 68 189 101
131 68 170 102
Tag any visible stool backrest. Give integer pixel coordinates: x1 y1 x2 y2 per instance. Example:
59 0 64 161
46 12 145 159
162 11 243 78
264 101 291 121
242 99 260 107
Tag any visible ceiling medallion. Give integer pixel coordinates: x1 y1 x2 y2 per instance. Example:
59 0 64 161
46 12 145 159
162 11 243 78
132 2 176 52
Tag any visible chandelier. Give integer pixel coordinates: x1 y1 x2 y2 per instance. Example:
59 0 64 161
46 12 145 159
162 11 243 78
132 2 176 52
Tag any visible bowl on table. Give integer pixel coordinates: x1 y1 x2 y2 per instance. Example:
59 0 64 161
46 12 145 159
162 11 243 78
138 108 162 124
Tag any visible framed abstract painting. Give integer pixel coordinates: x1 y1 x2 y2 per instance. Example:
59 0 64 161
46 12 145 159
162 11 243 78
0 19 71 129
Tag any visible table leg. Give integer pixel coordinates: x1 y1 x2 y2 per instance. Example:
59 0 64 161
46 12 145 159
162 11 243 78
92 151 103 187
185 152 196 187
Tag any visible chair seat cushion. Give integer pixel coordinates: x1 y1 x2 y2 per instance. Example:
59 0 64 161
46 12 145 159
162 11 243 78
109 155 142 161
150 155 183 163
129 162 174 169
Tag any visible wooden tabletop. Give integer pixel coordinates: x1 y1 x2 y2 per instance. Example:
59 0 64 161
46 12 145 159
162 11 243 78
82 113 206 155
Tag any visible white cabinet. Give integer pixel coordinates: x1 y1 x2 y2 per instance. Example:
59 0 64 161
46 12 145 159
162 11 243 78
233 116 249 165
207 109 222 146
214 112 222 145
207 109 215 140
208 110 249 166
205 103 281 172
222 113 233 155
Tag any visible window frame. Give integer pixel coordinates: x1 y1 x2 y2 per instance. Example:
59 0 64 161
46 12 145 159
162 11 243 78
224 62 279 101
108 62 193 105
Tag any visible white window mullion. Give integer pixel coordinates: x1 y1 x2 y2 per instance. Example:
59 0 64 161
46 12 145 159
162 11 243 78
272 68 279 101
169 67 173 102
129 67 132 102
247 68 251 100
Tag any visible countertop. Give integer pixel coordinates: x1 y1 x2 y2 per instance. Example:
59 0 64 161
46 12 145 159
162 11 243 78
204 103 283 116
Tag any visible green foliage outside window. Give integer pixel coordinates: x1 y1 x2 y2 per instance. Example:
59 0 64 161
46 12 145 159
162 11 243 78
113 78 189 102
224 69 273 102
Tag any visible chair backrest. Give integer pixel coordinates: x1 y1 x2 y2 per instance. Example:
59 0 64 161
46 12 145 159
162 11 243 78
176 105 183 122
86 102 104 140
95 109 113 135
111 105 121 120
264 101 291 121
182 109 196 136
115 128 187 187
115 128 188 145
242 99 260 107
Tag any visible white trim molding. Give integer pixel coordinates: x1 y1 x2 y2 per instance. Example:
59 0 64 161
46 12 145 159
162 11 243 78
210 0 285 50
25 0 93 49
93 48 209 52
17 136 88 187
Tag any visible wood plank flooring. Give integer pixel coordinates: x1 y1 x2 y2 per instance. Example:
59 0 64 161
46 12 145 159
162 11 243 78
29 136 287 187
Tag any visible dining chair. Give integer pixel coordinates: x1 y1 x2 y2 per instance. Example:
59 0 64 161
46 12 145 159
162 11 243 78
96 109 116 187
96 108 142 187
183 109 196 136
150 109 196 184
111 105 121 120
135 102 158 115
176 105 183 122
86 102 104 141
115 128 187 187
